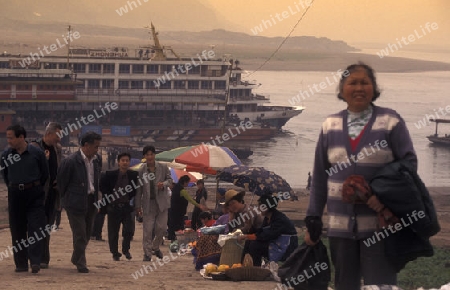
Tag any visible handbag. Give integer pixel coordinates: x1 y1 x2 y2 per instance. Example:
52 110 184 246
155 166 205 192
278 241 330 290
268 235 291 262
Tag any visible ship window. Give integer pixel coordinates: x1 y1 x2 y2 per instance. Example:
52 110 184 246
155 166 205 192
133 65 144 74
188 81 199 89
88 80 100 89
131 81 143 89
147 65 158 74
158 81 171 89
118 80 129 89
89 64 101 73
102 79 114 89
39 85 43 89
103 63 115 74
0 61 9 68
146 80 157 89
1 116 4 122
119 64 131 74
59 63 68 69
177 64 187 74
215 81 226 90
201 81 212 90
174 81 185 89
190 65 200 74
46 63 57 69
72 63 86 73
160 65 171 73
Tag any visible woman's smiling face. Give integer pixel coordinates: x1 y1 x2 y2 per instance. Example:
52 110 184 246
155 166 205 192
340 68 374 112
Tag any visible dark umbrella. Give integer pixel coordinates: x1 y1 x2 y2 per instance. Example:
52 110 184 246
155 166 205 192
218 164 293 197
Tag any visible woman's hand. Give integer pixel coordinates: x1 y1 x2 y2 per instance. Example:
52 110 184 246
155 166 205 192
198 204 208 211
304 230 319 246
367 195 385 213
237 234 247 241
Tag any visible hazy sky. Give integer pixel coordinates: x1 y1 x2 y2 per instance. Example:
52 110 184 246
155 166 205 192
2 0 449 49
203 0 449 48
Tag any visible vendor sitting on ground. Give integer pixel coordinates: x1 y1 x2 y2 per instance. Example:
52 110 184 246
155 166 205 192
198 211 215 228
212 199 230 234
226 189 263 234
238 194 298 266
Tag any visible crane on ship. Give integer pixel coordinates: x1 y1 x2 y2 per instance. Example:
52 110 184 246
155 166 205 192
143 22 180 60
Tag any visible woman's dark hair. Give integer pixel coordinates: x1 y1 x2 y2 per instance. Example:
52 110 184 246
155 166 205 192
196 179 204 185
337 62 381 102
178 175 191 186
80 131 102 146
198 211 212 220
258 194 279 211
142 145 155 155
117 152 131 162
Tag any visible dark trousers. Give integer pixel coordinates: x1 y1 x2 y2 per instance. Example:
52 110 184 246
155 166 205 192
191 207 202 230
245 239 270 267
91 212 106 239
66 195 97 269
55 210 62 228
42 187 59 265
107 204 134 256
329 237 397 290
167 209 185 241
8 186 46 268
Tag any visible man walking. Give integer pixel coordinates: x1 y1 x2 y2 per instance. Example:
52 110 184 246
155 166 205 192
135 145 172 261
57 131 102 273
100 152 138 261
31 122 63 269
2 125 49 274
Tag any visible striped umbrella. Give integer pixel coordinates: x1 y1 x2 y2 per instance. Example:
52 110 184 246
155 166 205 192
174 144 242 172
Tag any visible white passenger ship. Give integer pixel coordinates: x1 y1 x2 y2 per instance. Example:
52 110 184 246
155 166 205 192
0 24 304 143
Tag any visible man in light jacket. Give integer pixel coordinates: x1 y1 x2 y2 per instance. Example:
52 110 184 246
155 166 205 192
135 145 172 261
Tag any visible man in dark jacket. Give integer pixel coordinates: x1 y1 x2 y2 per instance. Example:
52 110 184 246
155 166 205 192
30 122 63 269
99 152 138 261
2 125 49 274
57 131 102 273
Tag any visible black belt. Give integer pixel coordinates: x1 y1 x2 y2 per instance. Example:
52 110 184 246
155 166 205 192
9 180 41 191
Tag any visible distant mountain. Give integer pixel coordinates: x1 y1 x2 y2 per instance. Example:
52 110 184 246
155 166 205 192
0 18 356 53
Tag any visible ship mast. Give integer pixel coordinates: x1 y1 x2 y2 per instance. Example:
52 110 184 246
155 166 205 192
150 22 166 60
67 25 71 69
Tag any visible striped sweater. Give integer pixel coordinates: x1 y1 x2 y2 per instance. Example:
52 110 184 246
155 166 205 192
306 105 417 239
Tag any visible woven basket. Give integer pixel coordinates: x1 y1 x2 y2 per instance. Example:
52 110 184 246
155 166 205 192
225 267 272 281
175 230 197 247
219 239 244 267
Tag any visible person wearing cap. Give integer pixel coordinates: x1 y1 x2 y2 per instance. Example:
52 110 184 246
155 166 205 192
225 189 263 234
238 194 298 266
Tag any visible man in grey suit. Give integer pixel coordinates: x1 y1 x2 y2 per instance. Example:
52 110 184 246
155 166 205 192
57 131 102 273
135 145 172 261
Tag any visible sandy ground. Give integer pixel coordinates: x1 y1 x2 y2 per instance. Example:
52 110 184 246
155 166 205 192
0 185 449 290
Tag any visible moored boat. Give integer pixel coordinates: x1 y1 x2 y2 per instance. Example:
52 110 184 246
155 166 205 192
427 119 450 146
0 23 303 145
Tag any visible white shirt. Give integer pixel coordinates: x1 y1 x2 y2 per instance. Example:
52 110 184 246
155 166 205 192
80 149 96 195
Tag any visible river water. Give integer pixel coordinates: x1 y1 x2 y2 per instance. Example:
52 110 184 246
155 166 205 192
244 69 450 189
